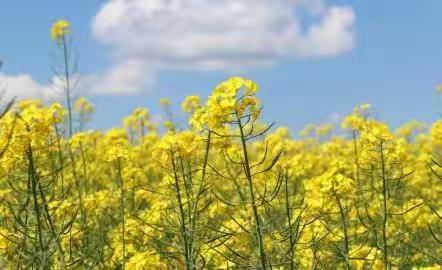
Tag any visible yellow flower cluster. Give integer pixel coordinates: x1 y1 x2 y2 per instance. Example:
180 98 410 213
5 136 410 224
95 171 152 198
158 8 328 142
74 97 94 115
181 95 201 114
50 19 70 41
190 77 260 131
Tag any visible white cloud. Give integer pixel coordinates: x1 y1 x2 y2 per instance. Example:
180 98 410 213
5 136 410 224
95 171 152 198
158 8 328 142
0 73 86 103
86 59 155 94
0 73 54 101
296 7 355 57
90 0 356 94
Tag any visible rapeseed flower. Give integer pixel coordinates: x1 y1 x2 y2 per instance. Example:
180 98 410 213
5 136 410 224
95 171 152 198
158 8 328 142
50 19 70 41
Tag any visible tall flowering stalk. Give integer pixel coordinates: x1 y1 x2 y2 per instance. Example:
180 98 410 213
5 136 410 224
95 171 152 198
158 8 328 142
51 19 74 137
191 77 283 269
150 129 214 269
0 101 81 269
107 143 129 269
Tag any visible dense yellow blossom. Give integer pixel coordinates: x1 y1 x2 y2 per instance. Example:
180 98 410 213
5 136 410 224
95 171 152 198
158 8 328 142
190 77 260 131
0 78 439 269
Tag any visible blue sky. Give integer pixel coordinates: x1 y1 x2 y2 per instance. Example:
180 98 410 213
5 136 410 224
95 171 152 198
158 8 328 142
1 0 441 132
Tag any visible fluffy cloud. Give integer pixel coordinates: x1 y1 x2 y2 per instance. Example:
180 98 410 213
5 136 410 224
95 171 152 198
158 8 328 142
90 0 356 94
0 73 55 101
0 73 84 103
87 59 155 94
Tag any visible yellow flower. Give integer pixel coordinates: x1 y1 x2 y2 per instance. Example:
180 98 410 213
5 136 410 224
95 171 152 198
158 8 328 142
106 142 129 162
159 98 170 107
181 95 201 113
190 77 261 131
74 97 94 114
315 124 334 137
163 120 175 131
50 19 71 41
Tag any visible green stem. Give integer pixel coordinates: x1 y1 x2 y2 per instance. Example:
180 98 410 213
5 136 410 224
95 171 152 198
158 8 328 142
26 145 45 253
284 171 295 270
332 187 351 270
117 159 126 270
171 150 192 270
61 35 73 137
380 141 389 270
237 116 267 270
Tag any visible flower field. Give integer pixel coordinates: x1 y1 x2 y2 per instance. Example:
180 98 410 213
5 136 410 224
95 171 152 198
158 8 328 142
0 76 440 269
0 15 440 270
